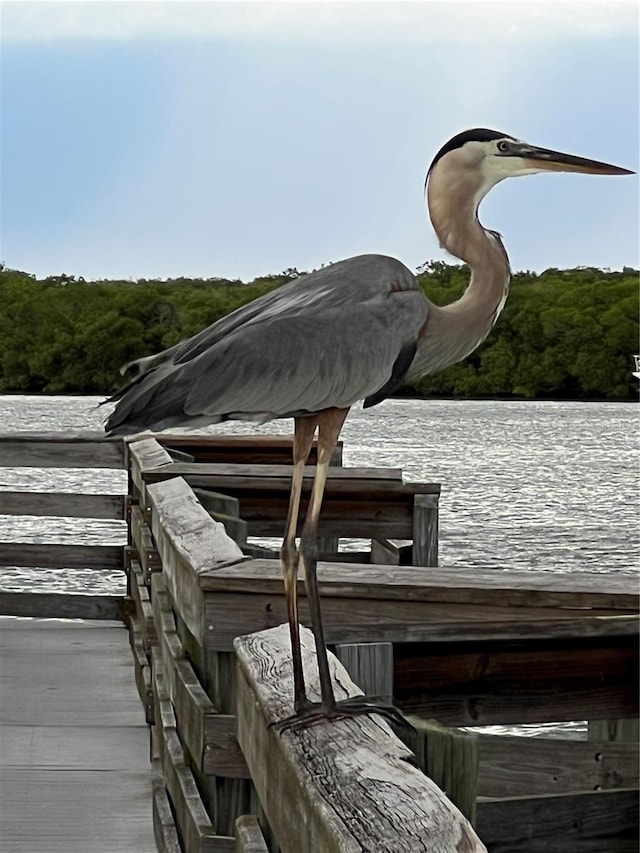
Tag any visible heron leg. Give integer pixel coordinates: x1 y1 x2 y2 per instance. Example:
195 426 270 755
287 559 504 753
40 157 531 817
275 408 410 734
297 407 348 710
280 416 317 714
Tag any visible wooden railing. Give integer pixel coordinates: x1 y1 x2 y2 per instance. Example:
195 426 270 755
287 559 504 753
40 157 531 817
124 435 638 852
2 431 639 852
0 431 126 619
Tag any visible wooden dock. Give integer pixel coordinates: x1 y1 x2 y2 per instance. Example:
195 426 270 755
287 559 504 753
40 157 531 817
1 431 638 852
0 618 155 852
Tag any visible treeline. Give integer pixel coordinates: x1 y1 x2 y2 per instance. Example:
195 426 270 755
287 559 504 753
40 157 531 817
0 262 637 400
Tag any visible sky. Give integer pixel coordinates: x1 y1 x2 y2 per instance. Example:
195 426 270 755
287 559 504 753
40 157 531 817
1 0 638 282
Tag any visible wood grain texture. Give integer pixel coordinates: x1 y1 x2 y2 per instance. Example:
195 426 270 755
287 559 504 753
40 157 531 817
201 590 634 653
412 493 439 567
152 655 235 853
0 617 155 852
0 431 123 468
234 624 486 853
146 476 245 642
334 642 394 705
476 734 639 797
475 788 639 853
0 491 125 519
197 559 639 610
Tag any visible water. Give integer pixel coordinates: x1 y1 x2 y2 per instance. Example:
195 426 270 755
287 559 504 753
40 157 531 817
1 395 637 738
1 395 637 578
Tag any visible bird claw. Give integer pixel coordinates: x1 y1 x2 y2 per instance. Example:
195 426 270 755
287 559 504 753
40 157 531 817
271 696 411 734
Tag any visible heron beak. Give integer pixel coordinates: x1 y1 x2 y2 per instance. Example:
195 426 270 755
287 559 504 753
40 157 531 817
518 144 634 176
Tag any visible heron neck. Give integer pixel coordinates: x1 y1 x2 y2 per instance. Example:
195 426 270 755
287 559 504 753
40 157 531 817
408 181 511 377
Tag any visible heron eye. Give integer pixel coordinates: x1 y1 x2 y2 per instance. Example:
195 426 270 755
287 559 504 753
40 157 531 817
497 141 510 153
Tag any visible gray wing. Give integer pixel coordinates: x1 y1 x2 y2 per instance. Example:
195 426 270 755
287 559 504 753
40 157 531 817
105 255 429 434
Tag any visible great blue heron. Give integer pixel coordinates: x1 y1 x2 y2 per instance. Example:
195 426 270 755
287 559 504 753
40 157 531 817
105 128 631 729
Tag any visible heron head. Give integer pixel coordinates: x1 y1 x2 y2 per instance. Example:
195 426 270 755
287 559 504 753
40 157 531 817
427 127 633 209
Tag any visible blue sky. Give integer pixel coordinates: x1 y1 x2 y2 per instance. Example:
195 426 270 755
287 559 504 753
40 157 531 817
1 1 638 282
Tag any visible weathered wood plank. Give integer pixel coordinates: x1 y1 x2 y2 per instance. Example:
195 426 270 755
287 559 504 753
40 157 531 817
234 624 486 853
201 591 633 652
588 718 640 743
152 775 182 853
334 642 394 705
130 561 157 650
0 617 155 852
146 477 245 642
475 788 639 853
0 590 124 620
128 438 175 502
151 574 248 778
0 541 123 570
394 636 639 725
129 621 153 723
477 734 639 797
412 493 439 567
155 433 342 465
144 461 407 486
131 504 162 580
235 815 269 853
152 656 225 851
0 491 125 519
0 432 124 468
217 499 418 539
198 559 639 611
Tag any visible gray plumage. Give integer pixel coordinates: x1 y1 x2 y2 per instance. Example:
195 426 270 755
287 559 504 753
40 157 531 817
105 255 428 433
105 128 631 437
103 128 631 730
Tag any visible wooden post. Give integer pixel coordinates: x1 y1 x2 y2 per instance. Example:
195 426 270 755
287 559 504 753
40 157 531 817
235 816 269 853
412 493 439 567
234 624 486 853
334 642 394 705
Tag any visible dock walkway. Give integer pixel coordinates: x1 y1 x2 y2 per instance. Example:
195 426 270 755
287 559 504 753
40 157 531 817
0 617 156 853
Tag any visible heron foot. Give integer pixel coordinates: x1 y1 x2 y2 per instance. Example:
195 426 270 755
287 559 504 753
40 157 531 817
272 696 411 734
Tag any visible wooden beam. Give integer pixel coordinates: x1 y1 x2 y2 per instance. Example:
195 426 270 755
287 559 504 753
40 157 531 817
0 492 125 520
130 504 162 581
394 635 639 725
154 433 342 466
0 590 124 620
144 461 407 487
0 542 123 570
197 560 639 611
0 432 124 468
201 591 635 653
152 654 235 853
412 493 439 567
234 816 268 853
130 561 157 651
475 788 639 853
146 477 245 642
127 438 175 504
477 733 639 797
234 624 486 853
152 776 182 853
